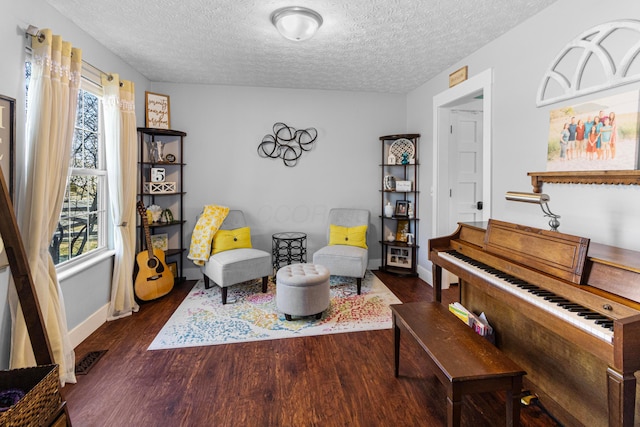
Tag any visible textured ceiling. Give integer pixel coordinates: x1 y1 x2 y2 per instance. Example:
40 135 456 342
45 0 557 94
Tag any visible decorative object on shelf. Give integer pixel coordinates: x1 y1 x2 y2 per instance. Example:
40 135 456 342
145 91 170 129
257 122 318 167
384 175 396 190
147 204 163 223
401 152 409 165
150 233 169 251
151 167 165 182
406 233 415 245
505 191 561 231
394 200 409 217
144 181 176 194
160 208 174 223
155 140 166 162
396 180 412 192
389 138 415 164
146 139 157 162
386 231 395 242
396 220 409 242
270 6 323 41
165 153 176 163
384 202 394 217
387 154 396 164
145 139 166 162
408 202 414 218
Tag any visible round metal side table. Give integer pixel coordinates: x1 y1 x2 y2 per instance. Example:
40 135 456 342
272 232 307 273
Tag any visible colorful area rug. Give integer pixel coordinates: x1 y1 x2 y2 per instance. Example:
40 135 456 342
148 271 401 350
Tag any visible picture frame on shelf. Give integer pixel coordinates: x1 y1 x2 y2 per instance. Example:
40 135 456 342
387 246 412 268
150 233 169 251
394 200 409 217
168 261 178 278
396 220 409 242
145 91 171 129
395 180 412 192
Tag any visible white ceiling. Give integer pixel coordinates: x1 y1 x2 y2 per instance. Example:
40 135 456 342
45 0 557 94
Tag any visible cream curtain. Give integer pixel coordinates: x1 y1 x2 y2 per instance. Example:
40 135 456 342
103 75 139 320
10 29 81 385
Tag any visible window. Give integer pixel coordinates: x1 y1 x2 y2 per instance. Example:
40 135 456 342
25 62 108 267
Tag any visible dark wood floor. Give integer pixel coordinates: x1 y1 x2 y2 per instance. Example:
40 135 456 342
63 271 560 426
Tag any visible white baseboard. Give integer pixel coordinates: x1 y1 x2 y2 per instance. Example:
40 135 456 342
69 303 109 349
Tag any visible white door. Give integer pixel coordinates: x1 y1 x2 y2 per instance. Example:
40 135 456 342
448 110 484 232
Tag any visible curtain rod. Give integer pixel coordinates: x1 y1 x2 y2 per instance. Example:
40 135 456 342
25 24 121 87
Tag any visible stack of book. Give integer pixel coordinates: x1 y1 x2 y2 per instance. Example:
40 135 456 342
448 302 494 337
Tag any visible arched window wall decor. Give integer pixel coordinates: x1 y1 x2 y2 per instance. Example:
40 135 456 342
532 20 640 191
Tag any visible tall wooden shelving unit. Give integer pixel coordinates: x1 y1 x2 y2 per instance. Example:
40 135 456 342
137 128 186 282
379 134 420 277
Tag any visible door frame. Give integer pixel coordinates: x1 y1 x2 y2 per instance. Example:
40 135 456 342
432 68 493 237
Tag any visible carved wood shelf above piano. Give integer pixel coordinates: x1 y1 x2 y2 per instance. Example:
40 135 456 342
528 170 640 193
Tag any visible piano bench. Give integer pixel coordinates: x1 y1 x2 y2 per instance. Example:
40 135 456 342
391 301 526 427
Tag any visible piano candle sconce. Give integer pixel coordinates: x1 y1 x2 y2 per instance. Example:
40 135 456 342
505 191 561 231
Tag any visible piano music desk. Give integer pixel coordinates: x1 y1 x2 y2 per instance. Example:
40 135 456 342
391 302 526 427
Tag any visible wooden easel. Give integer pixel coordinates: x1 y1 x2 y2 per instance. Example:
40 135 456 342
0 166 72 425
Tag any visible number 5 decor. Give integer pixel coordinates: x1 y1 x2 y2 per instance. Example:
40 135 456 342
257 122 318 167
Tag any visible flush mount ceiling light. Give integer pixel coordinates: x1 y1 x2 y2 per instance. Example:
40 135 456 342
271 6 323 41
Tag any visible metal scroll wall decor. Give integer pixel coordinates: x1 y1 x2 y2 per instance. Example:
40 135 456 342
257 122 318 167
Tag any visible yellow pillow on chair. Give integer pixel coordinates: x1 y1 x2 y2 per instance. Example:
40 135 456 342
328 224 368 249
212 227 252 254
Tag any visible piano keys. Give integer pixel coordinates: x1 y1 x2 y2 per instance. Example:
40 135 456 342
437 250 615 343
429 219 640 427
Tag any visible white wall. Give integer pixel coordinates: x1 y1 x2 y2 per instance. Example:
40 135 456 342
408 0 640 282
151 82 406 279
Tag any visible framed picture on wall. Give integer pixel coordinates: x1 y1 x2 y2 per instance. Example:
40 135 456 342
145 91 171 129
546 89 640 171
0 95 15 201
0 94 15 270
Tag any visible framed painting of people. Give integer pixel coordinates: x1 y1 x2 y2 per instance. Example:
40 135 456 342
546 89 640 171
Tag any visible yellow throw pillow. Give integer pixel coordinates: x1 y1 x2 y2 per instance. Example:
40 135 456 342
212 227 252 254
328 224 368 249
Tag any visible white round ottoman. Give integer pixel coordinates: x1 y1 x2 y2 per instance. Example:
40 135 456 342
276 263 330 320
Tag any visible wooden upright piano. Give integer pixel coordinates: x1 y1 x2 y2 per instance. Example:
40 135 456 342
429 219 640 427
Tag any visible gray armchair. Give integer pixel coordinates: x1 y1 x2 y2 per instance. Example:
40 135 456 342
313 208 370 294
201 210 272 304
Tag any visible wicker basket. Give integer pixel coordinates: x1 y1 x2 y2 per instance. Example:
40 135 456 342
0 365 61 427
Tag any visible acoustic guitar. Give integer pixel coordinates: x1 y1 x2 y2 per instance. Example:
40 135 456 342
134 201 174 301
